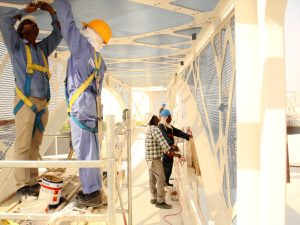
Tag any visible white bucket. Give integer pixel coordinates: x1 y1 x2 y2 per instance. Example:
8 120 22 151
39 174 63 206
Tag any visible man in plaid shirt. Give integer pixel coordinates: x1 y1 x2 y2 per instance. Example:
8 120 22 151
144 113 172 209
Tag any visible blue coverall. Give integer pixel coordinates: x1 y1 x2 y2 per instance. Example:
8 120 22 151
54 0 106 194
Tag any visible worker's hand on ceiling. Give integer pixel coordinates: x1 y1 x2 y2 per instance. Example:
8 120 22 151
38 2 56 15
25 2 39 13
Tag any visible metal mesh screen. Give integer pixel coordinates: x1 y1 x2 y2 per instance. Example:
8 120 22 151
0 42 7 63
221 41 232 135
195 87 214 153
221 28 226 57
199 43 219 144
228 81 236 205
230 17 235 43
214 34 220 58
0 58 14 120
0 124 15 148
223 166 229 207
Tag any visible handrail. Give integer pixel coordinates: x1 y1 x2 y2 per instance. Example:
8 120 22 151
0 116 132 225
0 115 132 225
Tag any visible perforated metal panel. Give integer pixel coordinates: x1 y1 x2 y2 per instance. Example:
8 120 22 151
221 28 226 56
0 124 15 148
195 87 214 153
187 69 195 95
230 17 235 43
199 43 219 144
221 41 232 135
0 58 14 120
228 82 236 205
0 42 7 63
180 14 236 212
223 166 229 207
214 34 220 58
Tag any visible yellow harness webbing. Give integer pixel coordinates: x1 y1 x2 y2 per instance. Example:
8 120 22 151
67 51 102 113
15 45 50 111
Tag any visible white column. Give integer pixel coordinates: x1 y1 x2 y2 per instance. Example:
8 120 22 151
235 1 287 225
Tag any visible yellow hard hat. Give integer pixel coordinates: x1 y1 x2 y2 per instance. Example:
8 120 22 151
82 19 112 44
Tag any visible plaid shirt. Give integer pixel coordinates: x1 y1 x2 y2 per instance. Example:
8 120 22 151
145 125 170 160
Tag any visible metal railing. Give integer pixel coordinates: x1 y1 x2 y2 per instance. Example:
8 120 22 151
0 114 132 225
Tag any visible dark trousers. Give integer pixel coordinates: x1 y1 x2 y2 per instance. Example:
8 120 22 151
162 154 173 185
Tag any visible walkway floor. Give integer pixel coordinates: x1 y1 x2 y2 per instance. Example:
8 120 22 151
286 166 300 225
117 126 183 225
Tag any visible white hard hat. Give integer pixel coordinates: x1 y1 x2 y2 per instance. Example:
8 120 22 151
20 15 37 24
143 113 154 125
34 0 53 4
15 15 37 32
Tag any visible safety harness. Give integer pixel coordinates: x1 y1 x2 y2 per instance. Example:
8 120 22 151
14 44 50 135
66 50 102 133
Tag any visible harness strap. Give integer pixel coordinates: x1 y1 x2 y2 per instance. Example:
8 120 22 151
67 51 102 133
14 44 51 135
25 45 50 78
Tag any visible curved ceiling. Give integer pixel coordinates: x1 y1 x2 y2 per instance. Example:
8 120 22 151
0 0 223 87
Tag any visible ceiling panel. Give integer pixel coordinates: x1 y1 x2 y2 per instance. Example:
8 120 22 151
171 0 219 12
0 0 224 87
174 27 202 36
144 57 180 63
172 43 192 49
66 0 193 38
101 45 177 59
135 34 189 45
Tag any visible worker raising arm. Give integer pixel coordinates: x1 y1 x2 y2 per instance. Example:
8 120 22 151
0 1 62 200
53 0 112 207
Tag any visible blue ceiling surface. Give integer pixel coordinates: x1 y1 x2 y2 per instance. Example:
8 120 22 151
169 54 186 59
65 0 193 38
1 0 193 36
144 57 180 63
170 0 219 12
172 43 192 49
135 34 189 45
101 45 177 59
174 27 202 36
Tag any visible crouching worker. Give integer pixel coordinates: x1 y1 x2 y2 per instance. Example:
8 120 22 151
0 1 62 199
144 113 173 209
54 0 112 207
159 109 192 186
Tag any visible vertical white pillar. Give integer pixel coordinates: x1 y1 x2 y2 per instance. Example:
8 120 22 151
235 1 287 225
106 115 116 225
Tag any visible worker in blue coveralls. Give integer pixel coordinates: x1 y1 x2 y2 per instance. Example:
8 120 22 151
54 0 112 207
0 1 62 200
159 109 192 186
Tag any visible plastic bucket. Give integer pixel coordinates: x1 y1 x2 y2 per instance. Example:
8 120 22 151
39 174 63 206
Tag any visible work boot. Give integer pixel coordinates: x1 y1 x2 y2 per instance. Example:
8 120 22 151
16 186 38 200
155 201 172 209
75 190 102 207
30 183 41 195
150 199 156 204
